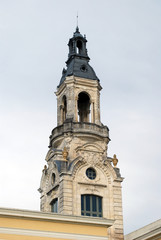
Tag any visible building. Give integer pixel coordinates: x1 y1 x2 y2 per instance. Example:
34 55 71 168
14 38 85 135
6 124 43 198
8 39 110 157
0 207 114 240
38 26 124 240
0 209 160 240
125 219 161 240
1 27 160 240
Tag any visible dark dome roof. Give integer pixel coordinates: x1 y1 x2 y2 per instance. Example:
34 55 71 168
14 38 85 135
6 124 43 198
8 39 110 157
73 26 83 38
58 27 99 87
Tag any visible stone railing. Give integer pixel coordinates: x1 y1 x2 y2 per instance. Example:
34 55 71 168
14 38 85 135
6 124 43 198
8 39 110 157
50 121 109 143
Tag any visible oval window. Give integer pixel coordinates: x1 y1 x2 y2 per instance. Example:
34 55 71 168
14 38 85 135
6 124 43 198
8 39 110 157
80 65 88 72
86 168 96 180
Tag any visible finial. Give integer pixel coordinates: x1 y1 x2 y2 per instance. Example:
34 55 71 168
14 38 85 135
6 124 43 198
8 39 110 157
76 12 79 32
112 154 118 168
43 165 47 174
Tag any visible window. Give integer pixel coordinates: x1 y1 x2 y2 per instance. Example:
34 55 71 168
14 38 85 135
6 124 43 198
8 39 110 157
80 64 88 72
78 92 91 122
51 173 56 185
76 40 82 54
81 195 102 217
62 95 67 122
86 168 96 180
51 198 58 213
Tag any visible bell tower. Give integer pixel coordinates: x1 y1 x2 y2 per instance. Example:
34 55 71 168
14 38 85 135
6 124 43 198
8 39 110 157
39 27 124 240
57 26 101 126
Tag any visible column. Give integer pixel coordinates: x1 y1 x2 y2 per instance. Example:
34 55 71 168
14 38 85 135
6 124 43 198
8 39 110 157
91 101 95 123
75 97 78 122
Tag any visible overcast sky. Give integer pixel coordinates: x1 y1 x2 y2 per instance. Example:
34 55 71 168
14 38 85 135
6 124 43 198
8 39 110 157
0 0 161 235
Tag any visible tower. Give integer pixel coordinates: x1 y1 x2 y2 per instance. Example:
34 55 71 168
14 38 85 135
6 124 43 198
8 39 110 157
39 27 124 240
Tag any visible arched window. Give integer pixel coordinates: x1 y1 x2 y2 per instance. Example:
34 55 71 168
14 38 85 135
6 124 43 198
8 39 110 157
51 173 56 185
51 198 58 213
62 95 67 122
81 195 102 217
78 92 90 122
76 40 82 54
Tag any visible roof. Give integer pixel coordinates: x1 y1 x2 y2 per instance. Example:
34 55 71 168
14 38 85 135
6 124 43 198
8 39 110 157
58 28 99 87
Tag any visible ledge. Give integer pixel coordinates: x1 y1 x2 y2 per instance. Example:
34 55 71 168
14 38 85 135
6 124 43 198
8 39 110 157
78 182 107 187
0 207 114 228
50 121 109 145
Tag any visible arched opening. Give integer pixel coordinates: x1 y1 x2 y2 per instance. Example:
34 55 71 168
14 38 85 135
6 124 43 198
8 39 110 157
51 173 56 185
78 92 90 122
62 95 67 122
51 198 58 213
76 40 82 54
81 195 102 217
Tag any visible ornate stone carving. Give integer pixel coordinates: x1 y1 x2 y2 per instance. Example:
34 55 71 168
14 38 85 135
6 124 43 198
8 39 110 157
62 147 68 161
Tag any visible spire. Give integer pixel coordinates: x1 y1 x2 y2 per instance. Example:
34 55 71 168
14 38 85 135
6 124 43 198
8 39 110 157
76 12 79 30
76 26 79 33
73 14 83 38
74 13 80 36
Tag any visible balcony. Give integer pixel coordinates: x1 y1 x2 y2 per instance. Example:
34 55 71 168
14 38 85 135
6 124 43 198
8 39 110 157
50 121 109 144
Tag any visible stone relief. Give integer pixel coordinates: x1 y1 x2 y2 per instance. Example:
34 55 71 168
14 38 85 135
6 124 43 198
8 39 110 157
64 136 72 150
75 142 104 165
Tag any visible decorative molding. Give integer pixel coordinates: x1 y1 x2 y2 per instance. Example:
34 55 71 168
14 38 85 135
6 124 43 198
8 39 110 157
78 182 107 188
0 208 114 227
0 227 109 240
76 143 104 154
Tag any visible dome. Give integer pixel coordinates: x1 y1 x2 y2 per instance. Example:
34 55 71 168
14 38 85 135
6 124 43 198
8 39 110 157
73 26 83 38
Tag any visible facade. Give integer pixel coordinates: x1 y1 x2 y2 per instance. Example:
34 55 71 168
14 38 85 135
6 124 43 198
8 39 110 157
0 207 114 240
39 27 124 240
0 208 160 240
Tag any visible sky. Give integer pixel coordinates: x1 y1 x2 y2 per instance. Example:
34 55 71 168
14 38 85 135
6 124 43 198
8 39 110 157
0 0 161 235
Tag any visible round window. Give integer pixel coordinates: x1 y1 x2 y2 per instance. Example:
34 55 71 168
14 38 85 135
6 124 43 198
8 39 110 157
86 168 96 180
80 65 88 72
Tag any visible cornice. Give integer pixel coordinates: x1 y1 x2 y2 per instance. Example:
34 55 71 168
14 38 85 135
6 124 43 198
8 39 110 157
56 76 102 96
0 207 114 227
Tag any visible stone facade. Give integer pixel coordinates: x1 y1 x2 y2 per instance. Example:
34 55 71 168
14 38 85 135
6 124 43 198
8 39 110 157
39 27 124 240
56 76 101 125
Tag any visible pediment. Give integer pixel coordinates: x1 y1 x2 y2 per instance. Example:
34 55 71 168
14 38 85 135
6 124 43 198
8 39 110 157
76 143 103 153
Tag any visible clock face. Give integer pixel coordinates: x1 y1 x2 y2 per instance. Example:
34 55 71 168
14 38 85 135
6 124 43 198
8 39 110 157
80 64 88 72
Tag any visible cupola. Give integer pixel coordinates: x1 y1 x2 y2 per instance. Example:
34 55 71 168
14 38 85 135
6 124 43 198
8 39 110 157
59 27 99 87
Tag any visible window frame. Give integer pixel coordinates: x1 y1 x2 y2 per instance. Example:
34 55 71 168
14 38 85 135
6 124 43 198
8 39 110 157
81 194 102 217
51 198 58 213
86 168 96 180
